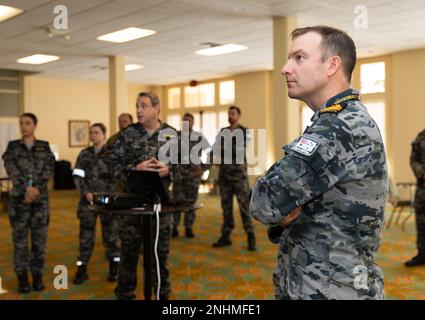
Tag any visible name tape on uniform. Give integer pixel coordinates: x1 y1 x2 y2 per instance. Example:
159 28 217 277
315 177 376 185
291 136 319 156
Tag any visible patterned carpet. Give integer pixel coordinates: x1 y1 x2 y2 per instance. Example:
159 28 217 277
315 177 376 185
0 190 424 300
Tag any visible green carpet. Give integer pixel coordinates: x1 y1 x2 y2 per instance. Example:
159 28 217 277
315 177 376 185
0 190 424 300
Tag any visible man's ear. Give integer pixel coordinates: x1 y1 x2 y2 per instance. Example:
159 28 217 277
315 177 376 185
156 105 161 114
328 55 342 77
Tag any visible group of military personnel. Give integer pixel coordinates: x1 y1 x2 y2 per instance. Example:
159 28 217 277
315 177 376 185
3 24 425 300
2 92 256 300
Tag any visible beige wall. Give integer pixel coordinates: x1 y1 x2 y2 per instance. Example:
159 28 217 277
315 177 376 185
391 48 425 183
353 48 425 183
234 71 274 175
26 76 109 166
20 76 150 166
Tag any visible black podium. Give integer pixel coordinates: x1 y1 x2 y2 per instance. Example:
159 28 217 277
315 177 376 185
89 202 201 300
89 170 202 300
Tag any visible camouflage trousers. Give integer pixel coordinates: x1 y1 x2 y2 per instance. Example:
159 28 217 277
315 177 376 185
116 213 172 299
172 177 200 229
77 201 120 263
414 187 425 251
8 197 50 276
218 167 254 236
273 236 385 300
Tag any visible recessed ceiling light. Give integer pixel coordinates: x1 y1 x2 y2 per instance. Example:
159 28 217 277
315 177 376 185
17 54 60 65
195 44 248 56
0 5 24 23
125 64 144 71
97 27 156 43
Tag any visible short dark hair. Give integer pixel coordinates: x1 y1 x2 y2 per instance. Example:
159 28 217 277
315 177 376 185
229 105 241 115
291 25 357 82
183 113 194 120
20 113 38 125
138 92 160 106
119 113 133 122
91 123 107 135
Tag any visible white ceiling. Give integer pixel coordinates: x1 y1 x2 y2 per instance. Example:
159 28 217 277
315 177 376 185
0 0 424 85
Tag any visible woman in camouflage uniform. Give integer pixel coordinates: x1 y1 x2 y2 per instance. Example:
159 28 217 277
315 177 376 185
2 113 55 293
72 123 120 285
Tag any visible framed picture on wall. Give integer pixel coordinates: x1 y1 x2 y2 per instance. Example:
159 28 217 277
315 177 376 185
69 120 90 147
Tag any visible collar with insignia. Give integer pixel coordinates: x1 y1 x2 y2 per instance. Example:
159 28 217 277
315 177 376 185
325 88 360 107
317 89 360 116
319 104 343 114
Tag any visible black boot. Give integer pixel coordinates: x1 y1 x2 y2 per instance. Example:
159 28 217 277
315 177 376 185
17 271 31 294
185 228 195 238
172 227 179 238
212 234 231 248
32 274 45 291
159 294 169 300
405 250 425 267
73 263 88 285
115 287 136 300
107 259 119 282
247 233 256 251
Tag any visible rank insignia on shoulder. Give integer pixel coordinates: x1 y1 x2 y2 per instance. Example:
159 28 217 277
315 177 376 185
319 104 344 114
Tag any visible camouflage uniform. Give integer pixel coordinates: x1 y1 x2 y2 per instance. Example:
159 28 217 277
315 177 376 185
109 122 180 299
209 125 255 237
250 89 388 300
106 130 128 193
172 129 209 231
410 129 425 252
2 139 55 276
106 131 120 149
73 146 120 264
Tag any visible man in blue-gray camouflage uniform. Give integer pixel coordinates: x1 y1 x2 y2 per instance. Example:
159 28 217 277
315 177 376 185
250 26 388 300
109 92 181 300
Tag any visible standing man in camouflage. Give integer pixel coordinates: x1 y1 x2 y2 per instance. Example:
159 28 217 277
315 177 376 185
405 129 425 266
210 106 256 251
2 113 55 293
109 92 180 300
72 123 120 285
106 113 134 194
172 113 209 238
106 113 134 148
250 26 388 299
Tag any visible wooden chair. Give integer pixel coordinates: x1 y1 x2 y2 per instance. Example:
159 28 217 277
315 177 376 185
386 178 416 230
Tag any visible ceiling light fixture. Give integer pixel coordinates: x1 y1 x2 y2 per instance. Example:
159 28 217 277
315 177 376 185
97 27 156 43
125 64 144 71
0 5 24 23
195 43 248 56
17 54 60 65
